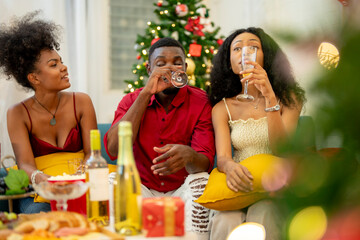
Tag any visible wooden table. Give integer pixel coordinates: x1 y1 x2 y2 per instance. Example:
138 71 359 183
0 191 35 212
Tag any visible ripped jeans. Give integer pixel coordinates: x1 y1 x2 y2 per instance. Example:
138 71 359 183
141 172 211 235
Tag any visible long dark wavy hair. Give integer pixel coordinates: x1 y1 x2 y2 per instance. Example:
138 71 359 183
0 11 61 91
209 27 305 107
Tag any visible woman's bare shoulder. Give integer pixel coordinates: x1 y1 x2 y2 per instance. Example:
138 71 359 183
212 99 226 113
7 97 33 115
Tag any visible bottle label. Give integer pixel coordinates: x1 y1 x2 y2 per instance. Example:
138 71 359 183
88 168 109 201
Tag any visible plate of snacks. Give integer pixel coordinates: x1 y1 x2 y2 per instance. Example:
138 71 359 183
0 211 123 239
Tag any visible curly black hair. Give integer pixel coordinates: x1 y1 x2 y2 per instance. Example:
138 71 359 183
209 27 306 107
0 11 61 90
148 37 185 63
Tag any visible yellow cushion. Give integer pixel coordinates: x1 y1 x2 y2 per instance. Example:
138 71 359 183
32 151 117 203
195 154 283 211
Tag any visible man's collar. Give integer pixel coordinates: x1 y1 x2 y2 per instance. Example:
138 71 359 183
171 86 187 107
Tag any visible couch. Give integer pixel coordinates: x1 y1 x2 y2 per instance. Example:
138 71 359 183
0 117 316 212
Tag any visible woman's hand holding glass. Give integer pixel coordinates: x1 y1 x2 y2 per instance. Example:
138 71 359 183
240 60 276 102
224 161 253 193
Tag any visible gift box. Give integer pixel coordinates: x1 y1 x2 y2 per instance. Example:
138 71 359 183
142 197 185 237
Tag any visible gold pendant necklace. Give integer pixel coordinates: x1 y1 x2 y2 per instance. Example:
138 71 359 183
33 95 61 126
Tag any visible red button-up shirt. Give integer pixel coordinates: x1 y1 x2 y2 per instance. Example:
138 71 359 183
104 86 215 192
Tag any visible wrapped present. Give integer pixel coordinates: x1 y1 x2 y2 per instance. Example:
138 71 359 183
142 197 184 237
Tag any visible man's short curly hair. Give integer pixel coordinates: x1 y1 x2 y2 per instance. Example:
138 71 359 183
0 11 61 90
148 37 185 63
209 27 305 107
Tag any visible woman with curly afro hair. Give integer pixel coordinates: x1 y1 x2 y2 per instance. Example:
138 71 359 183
208 27 305 240
0 12 97 213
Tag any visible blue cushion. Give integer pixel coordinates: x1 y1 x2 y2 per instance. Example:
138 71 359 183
295 115 316 149
97 123 114 165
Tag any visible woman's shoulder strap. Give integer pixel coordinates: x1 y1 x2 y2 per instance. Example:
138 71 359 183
222 98 232 121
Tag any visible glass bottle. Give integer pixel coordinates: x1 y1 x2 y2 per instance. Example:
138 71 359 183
114 121 142 235
85 129 109 226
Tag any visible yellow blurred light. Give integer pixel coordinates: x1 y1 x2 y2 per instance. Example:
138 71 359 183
187 53 191 57
164 10 168 14
171 24 176 27
214 49 218 55
205 81 211 86
128 84 132 88
160 11 164 15
133 70 137 74
136 65 141 69
288 206 327 240
227 222 266 240
205 49 210 54
140 42 144 46
139 76 144 80
147 21 151 26
202 64 206 68
318 42 340 69
134 81 139 85
190 11 194 15
142 50 147 55
130 88 135 92
210 46 215 49
151 30 156 34
157 26 161 30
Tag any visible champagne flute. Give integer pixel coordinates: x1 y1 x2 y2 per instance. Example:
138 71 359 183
236 46 257 101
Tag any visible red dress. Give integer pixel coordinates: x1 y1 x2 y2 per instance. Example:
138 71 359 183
22 93 82 157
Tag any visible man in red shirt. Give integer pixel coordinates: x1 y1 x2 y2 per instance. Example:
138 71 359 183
105 38 215 239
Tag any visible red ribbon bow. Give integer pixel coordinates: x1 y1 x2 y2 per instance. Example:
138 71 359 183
184 17 205 37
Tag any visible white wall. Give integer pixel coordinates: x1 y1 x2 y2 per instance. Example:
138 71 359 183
0 0 69 157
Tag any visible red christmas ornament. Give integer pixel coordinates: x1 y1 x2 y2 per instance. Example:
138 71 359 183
151 37 161 46
189 43 202 57
175 4 189 17
217 39 224 45
136 55 141 60
184 17 205 37
157 0 163 7
337 0 349 6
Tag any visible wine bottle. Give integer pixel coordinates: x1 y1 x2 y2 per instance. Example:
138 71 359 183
85 129 109 226
114 121 142 235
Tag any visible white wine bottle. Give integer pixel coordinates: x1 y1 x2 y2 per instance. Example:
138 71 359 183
86 129 109 226
114 121 142 235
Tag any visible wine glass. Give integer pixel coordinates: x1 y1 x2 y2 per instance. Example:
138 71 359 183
236 46 257 102
33 181 89 211
170 71 188 88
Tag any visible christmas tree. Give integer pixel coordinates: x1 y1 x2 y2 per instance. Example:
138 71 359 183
124 0 224 93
